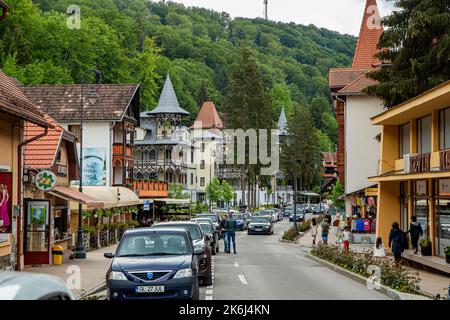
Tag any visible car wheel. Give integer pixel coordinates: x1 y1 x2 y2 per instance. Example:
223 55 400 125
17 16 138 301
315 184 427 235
203 268 213 286
191 278 200 300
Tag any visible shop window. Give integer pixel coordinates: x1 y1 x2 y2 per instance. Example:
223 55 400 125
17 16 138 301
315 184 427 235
439 108 450 150
201 143 205 152
417 115 431 154
55 149 62 163
398 123 410 158
413 181 429 238
68 125 80 142
54 209 68 240
190 173 194 185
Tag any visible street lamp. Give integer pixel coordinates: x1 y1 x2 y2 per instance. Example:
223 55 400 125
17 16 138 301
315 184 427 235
209 146 216 213
73 69 102 260
285 134 298 232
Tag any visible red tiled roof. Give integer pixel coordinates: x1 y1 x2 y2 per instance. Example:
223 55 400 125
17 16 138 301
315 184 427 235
352 0 384 68
24 114 71 169
192 101 223 129
0 71 49 127
338 72 378 95
329 67 370 89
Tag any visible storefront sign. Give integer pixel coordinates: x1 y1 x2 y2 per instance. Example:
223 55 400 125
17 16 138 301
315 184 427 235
416 180 427 196
143 200 151 211
439 179 450 196
36 170 57 191
365 188 378 196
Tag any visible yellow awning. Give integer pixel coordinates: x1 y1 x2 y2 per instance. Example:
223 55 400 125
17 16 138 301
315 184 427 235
70 186 140 211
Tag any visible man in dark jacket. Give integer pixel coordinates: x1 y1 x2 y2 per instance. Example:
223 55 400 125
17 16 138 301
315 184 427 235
389 222 405 263
406 216 423 254
226 213 238 254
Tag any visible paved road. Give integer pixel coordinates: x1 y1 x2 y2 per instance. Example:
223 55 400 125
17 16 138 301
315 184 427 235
200 219 390 300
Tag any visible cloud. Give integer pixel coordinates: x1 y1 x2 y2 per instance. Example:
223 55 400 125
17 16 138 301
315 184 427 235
167 0 395 36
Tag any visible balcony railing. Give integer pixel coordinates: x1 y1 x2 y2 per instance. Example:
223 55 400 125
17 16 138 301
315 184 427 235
410 153 431 173
440 149 450 171
113 144 133 157
134 159 189 169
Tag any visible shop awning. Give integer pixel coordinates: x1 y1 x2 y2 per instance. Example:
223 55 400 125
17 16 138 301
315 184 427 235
48 186 104 209
153 198 190 205
69 186 141 211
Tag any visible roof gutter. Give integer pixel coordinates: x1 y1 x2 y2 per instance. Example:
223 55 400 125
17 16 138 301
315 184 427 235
16 125 48 271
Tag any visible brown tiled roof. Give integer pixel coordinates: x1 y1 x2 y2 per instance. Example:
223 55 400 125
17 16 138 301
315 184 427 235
24 114 72 169
338 72 378 95
352 0 384 68
192 101 223 129
329 67 370 89
0 71 49 127
21 84 139 122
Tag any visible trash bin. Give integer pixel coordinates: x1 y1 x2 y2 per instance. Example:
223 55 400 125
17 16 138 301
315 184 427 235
52 245 64 265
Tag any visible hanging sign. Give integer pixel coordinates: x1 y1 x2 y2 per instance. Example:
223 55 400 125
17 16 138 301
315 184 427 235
36 170 57 191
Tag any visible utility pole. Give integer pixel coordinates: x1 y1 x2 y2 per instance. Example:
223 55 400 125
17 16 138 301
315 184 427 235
263 0 268 21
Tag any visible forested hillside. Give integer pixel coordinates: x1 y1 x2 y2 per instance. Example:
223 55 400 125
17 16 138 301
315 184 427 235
0 0 356 150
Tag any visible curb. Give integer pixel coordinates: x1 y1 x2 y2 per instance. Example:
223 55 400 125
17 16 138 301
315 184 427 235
77 282 107 300
279 232 305 244
306 253 432 300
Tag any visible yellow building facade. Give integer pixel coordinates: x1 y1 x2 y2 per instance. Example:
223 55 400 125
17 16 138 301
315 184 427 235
369 81 450 258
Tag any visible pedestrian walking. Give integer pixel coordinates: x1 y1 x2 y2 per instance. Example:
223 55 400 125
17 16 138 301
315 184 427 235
220 215 229 252
406 216 423 254
342 226 352 254
373 237 386 258
310 218 318 245
226 212 238 254
321 218 330 245
389 222 405 264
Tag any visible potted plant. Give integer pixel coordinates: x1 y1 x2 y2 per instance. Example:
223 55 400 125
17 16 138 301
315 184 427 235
420 238 432 256
445 246 450 264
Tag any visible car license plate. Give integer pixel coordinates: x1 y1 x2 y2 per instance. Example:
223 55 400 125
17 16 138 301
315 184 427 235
135 286 165 293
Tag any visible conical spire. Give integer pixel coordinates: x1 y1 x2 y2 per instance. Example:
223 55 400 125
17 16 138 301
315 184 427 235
149 75 189 115
352 0 384 68
277 108 288 136
194 101 223 129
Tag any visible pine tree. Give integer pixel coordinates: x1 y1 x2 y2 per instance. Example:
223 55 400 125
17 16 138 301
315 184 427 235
281 105 322 191
366 0 450 108
223 47 275 207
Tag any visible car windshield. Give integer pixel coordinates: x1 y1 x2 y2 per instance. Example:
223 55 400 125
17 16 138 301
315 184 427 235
251 217 270 223
243 213 251 219
153 224 203 241
199 223 213 234
193 218 212 224
197 214 218 222
116 233 190 257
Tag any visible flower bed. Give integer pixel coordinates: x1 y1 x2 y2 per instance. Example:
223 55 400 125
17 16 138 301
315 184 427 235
311 244 421 294
281 216 323 241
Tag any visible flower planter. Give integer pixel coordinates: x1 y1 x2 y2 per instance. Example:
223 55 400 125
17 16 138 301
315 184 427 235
420 245 432 256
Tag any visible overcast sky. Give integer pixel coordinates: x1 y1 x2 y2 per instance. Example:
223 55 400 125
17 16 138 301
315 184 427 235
169 0 395 36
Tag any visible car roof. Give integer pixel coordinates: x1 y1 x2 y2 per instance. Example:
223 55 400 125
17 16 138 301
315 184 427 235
154 221 199 226
0 272 74 300
124 227 189 236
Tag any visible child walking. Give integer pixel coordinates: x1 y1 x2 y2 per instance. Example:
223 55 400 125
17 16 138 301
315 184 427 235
310 218 318 245
343 226 351 254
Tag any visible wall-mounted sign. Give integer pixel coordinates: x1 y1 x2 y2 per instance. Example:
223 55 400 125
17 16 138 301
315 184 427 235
439 179 450 196
143 200 151 211
36 170 57 191
416 180 427 196
83 148 107 186
365 188 378 197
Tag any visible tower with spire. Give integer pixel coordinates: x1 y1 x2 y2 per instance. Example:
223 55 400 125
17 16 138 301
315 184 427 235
133 75 195 196
327 0 385 211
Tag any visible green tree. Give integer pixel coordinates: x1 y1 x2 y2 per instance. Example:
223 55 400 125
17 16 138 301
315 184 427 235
281 104 322 191
331 180 345 210
205 177 223 205
169 184 190 199
196 80 210 106
309 96 330 130
366 0 450 108
221 180 235 209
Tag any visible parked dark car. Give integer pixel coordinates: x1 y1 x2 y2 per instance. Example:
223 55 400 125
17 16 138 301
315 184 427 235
104 228 199 300
233 213 248 231
151 222 213 286
289 211 305 222
190 218 218 243
283 208 292 217
198 222 219 255
196 213 223 238
247 216 274 235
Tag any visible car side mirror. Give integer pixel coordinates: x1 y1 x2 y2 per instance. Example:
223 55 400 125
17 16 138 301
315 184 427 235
104 253 114 259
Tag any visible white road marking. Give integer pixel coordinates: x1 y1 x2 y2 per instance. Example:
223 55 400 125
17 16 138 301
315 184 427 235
234 261 239 267
205 296 213 300
238 274 248 285
207 285 214 289
206 290 213 295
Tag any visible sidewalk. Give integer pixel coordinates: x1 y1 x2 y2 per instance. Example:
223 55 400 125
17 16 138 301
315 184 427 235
25 244 117 299
298 226 450 298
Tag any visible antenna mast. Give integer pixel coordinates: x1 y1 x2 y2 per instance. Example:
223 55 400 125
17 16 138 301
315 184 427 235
263 0 268 21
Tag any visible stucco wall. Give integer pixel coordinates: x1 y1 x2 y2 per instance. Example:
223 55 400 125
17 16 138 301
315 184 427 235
345 96 384 195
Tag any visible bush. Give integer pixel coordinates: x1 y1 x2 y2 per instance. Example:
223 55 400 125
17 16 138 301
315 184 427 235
282 227 300 241
311 244 421 294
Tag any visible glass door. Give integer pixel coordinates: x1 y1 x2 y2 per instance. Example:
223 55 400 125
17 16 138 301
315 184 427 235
435 198 450 257
24 200 50 265
414 197 429 238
